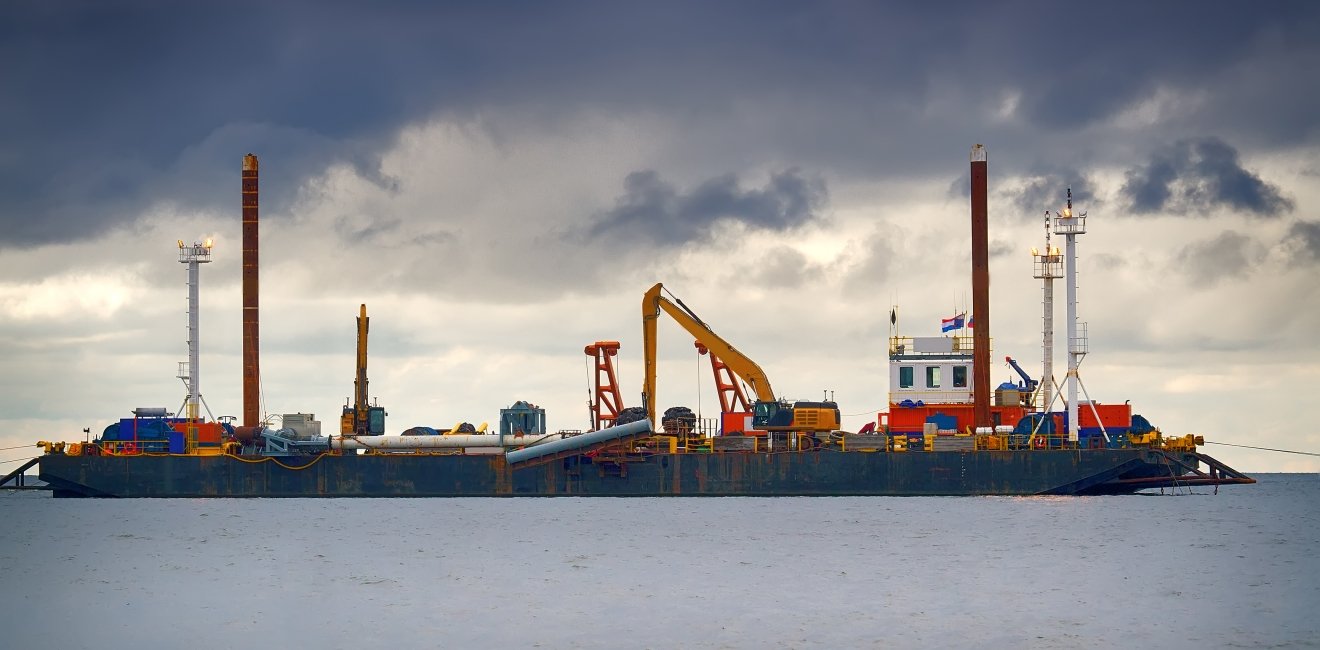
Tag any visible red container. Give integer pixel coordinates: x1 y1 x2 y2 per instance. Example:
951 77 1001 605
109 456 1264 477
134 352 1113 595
721 411 754 436
1078 403 1131 429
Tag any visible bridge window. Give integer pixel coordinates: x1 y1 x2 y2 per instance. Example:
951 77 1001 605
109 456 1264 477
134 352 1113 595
926 366 941 388
899 366 914 389
953 365 967 388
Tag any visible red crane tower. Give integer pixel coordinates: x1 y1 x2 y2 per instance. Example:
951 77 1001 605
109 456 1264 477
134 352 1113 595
585 341 624 430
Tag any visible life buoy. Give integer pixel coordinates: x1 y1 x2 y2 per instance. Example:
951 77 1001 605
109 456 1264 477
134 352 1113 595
1033 436 1046 450
123 442 138 455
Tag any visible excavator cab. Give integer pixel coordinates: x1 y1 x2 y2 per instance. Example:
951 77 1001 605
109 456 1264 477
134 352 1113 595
366 406 386 435
752 400 791 429
340 403 387 436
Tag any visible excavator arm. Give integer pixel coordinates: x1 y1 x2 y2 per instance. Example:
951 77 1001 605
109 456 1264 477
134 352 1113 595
642 283 775 425
355 304 369 413
695 341 752 414
341 304 386 436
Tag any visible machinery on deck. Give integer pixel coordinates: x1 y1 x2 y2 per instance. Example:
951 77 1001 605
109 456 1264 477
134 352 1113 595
640 283 839 441
340 304 386 436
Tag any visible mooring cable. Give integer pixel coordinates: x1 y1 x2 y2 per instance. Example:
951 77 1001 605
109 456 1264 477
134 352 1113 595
1204 441 1320 457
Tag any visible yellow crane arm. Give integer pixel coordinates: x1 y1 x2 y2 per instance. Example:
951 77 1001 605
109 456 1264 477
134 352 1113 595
642 283 775 425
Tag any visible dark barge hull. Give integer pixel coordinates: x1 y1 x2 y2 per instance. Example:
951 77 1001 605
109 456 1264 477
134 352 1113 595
38 448 1251 497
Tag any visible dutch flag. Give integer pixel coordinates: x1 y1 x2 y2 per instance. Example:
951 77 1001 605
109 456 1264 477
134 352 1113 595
941 312 966 333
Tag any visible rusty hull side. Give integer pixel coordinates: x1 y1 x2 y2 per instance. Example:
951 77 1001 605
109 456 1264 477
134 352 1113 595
37 448 1196 497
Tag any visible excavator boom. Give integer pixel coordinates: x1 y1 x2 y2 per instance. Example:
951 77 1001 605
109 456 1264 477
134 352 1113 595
355 304 369 411
641 283 774 425
696 342 752 414
341 304 386 436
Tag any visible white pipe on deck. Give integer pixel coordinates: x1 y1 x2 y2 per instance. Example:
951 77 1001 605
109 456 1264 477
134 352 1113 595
332 432 563 451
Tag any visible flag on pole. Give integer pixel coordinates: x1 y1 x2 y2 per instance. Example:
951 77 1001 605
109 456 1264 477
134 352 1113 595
941 312 966 333
967 315 975 328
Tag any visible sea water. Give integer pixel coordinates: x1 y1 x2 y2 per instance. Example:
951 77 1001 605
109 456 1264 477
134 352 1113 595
2 475 1316 649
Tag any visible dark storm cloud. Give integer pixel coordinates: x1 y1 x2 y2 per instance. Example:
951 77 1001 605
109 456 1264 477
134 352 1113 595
1011 170 1097 218
3 1 1318 247
948 165 1095 221
334 216 403 243
1284 221 1320 263
1174 230 1260 286
588 169 826 246
0 1 516 248
1121 138 1293 217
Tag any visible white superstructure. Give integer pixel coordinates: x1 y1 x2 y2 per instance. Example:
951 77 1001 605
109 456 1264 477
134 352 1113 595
887 335 976 406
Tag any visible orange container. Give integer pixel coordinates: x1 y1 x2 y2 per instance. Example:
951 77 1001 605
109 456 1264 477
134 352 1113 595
171 422 224 444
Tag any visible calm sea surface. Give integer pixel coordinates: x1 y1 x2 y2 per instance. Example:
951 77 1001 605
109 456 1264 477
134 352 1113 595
2 474 1316 649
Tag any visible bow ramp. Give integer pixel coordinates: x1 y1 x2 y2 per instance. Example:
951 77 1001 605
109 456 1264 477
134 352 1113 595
1106 451 1256 491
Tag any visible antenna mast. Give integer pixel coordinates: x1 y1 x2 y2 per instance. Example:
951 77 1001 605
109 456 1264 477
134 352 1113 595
1032 211 1063 410
1051 189 1087 443
178 238 213 452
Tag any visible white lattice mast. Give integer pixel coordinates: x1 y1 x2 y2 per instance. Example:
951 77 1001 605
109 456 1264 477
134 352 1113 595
1051 190 1087 443
178 238 213 442
1032 212 1063 410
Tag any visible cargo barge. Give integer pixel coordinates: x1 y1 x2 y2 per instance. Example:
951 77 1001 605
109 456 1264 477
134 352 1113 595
29 147 1255 497
36 443 1247 498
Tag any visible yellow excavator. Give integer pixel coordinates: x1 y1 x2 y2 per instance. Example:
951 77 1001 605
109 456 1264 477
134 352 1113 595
641 283 839 435
341 304 387 436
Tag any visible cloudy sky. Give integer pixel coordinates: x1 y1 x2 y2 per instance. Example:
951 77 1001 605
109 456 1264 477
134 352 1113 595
3 1 1317 473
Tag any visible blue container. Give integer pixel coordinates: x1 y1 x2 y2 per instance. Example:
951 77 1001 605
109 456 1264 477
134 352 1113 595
168 431 185 454
114 418 173 441
926 412 957 432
